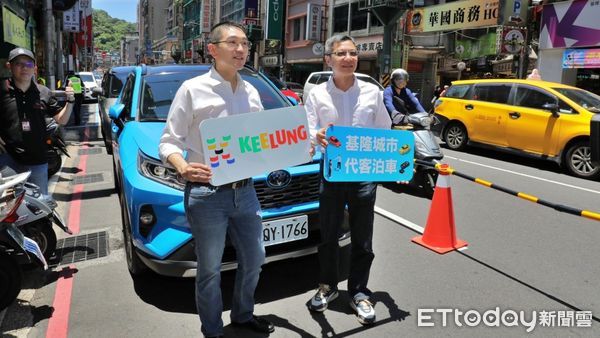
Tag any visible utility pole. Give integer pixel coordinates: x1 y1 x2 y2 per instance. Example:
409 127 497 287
43 0 56 89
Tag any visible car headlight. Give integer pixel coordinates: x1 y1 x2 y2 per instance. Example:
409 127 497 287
138 151 186 190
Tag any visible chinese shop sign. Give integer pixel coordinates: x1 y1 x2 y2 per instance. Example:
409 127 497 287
406 0 499 33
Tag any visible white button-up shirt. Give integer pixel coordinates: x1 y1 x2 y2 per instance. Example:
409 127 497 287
305 75 391 148
159 67 263 164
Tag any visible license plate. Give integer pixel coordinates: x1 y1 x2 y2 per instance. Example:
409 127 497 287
262 215 308 247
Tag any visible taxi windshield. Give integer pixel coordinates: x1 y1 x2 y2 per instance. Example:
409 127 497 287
553 88 600 113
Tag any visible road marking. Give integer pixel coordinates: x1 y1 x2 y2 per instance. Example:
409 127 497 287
374 206 424 234
46 266 76 338
445 155 600 194
45 126 91 337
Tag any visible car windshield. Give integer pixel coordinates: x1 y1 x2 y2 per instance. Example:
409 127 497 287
553 87 600 113
79 74 95 83
139 68 290 121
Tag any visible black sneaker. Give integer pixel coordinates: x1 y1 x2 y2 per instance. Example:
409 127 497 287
307 284 338 312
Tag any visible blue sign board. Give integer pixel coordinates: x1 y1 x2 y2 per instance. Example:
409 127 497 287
324 126 415 182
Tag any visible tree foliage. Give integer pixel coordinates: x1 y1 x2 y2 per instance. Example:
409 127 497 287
92 9 136 53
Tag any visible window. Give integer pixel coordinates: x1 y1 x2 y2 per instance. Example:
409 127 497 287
292 18 303 41
315 74 330 85
109 72 129 98
308 74 321 84
514 86 556 110
350 2 367 31
333 5 348 33
473 84 511 104
445 85 471 99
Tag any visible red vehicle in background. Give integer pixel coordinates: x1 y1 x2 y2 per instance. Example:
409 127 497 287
265 73 302 104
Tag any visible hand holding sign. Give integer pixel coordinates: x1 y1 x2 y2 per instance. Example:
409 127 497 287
324 126 415 182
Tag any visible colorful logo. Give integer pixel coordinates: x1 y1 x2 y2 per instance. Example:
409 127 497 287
206 135 235 168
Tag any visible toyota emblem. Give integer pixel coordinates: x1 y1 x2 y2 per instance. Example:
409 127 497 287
266 170 292 189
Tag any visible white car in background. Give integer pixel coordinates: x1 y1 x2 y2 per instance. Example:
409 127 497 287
302 71 383 102
77 71 99 102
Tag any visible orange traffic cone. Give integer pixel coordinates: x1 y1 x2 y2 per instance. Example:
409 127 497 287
412 164 468 254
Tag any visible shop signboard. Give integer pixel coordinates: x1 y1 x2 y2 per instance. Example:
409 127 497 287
406 0 499 33
499 0 528 26
562 48 600 68
265 0 283 40
306 3 322 41
62 3 80 32
353 36 383 58
540 0 600 49
455 32 498 59
2 6 29 47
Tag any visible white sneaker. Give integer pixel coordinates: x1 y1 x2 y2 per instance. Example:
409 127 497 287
308 284 338 312
350 293 375 325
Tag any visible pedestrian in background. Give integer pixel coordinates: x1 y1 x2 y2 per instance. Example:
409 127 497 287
304 34 391 325
0 47 75 196
383 68 426 127
159 22 274 338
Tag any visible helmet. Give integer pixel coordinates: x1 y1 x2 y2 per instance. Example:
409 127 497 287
391 68 409 83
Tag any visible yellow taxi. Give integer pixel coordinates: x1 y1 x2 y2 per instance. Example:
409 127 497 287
433 79 600 179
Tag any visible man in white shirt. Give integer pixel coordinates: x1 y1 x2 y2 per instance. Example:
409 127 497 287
304 34 391 325
159 22 274 338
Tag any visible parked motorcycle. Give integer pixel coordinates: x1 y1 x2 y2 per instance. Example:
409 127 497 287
390 95 444 198
0 166 71 259
0 170 48 311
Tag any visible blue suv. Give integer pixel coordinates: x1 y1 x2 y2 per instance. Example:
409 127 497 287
108 64 349 276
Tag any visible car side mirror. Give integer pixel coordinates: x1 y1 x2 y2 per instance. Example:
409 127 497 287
92 87 103 97
287 96 298 106
542 103 560 117
109 103 125 129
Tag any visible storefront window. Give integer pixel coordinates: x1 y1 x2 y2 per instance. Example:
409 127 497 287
333 5 348 33
370 13 383 27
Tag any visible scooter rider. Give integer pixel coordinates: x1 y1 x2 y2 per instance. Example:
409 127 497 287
383 68 425 126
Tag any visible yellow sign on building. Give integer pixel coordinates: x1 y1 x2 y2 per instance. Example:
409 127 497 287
2 6 29 48
406 0 499 33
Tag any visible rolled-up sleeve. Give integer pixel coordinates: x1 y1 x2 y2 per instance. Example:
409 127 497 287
159 82 193 164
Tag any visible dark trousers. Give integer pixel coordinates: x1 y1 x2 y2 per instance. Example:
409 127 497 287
318 176 377 298
73 95 83 125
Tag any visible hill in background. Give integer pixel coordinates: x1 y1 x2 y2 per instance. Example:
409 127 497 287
93 9 136 53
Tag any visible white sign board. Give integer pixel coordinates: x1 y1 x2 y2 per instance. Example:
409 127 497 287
200 106 312 186
63 3 80 32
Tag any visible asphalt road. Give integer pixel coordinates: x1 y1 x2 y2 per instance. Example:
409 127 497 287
1 104 599 337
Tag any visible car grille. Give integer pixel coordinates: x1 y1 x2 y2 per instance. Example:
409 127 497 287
254 173 320 209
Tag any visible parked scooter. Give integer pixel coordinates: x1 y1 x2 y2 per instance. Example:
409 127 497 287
46 118 70 177
391 96 444 198
47 90 71 177
0 170 48 311
1 166 71 260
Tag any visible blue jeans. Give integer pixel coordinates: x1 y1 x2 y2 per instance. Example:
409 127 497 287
318 174 377 298
184 181 265 337
0 153 49 195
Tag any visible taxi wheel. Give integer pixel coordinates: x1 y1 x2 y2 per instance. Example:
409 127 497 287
443 123 468 150
564 141 600 179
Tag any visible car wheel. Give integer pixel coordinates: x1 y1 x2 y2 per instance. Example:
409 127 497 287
120 192 148 276
0 253 22 311
443 122 468 150
564 141 600 179
47 149 62 178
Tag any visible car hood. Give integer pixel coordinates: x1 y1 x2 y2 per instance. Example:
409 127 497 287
131 122 165 159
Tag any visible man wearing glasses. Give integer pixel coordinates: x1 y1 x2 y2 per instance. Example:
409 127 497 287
0 47 75 196
305 34 391 325
159 22 273 338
